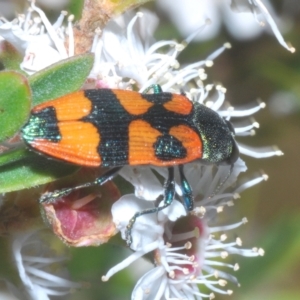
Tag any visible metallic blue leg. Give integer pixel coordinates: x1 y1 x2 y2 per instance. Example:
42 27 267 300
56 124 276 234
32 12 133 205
40 166 122 203
142 84 163 94
179 164 194 211
126 167 175 246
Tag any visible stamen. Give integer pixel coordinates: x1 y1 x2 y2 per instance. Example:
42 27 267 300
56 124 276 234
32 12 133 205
210 218 247 233
204 260 237 269
206 43 230 62
235 174 268 193
219 100 266 117
236 237 242 246
207 242 239 251
67 14 74 57
238 144 283 158
202 193 235 206
30 1 68 58
253 0 295 52
126 12 143 60
184 18 211 44
53 11 68 29
220 234 227 241
27 16 39 34
217 206 224 213
204 283 230 295
193 206 206 217
234 119 260 134
24 7 33 32
0 16 9 23
103 240 159 279
146 40 179 57
40 24 45 35
209 85 226 110
171 228 199 243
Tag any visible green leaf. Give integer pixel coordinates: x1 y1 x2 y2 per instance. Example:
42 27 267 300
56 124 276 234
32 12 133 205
240 290 300 300
0 41 23 72
0 150 78 193
0 147 28 167
0 71 31 142
69 0 84 19
0 54 93 191
29 53 94 106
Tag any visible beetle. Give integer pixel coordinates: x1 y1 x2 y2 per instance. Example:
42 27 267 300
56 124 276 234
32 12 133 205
21 84 239 246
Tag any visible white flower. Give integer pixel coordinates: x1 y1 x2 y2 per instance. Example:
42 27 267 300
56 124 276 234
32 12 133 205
103 160 267 299
90 10 160 89
157 0 295 52
112 195 186 251
0 1 74 74
2 229 80 300
130 215 264 300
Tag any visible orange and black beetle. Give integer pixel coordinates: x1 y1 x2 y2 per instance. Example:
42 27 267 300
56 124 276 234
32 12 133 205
22 84 239 245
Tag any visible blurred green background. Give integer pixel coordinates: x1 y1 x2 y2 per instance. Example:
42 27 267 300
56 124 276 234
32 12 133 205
2 0 300 299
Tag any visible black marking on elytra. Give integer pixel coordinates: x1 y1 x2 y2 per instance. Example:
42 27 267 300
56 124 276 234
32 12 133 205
22 106 61 144
142 104 197 135
142 92 173 105
82 89 238 166
154 134 187 161
82 89 201 166
142 99 237 165
83 89 134 167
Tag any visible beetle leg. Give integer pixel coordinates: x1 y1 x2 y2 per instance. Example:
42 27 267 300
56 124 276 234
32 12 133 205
40 166 122 203
178 164 194 211
125 167 175 246
142 84 163 94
